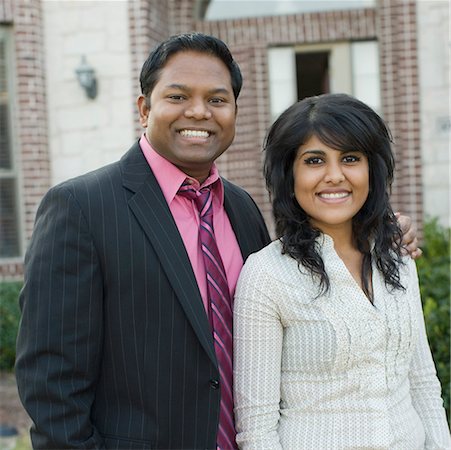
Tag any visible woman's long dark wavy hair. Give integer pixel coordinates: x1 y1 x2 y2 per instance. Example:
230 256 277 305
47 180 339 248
264 93 405 300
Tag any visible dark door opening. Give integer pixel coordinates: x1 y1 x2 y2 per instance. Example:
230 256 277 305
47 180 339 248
296 51 330 100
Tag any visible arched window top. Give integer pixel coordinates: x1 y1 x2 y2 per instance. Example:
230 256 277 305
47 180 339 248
202 0 376 21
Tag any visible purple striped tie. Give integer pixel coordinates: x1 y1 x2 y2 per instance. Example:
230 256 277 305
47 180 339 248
178 181 236 450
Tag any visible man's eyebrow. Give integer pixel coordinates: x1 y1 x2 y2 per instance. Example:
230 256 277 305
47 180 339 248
207 87 231 95
165 83 190 91
164 84 231 95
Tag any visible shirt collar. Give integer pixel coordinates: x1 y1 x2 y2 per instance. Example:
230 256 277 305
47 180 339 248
139 134 224 205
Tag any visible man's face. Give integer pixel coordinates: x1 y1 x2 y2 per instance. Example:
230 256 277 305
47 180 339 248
137 51 238 183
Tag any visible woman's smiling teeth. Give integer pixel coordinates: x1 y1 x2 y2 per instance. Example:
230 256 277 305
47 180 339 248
179 129 210 138
318 192 350 199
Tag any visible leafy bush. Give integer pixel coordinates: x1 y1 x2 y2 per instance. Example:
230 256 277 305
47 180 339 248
416 218 450 420
0 281 22 371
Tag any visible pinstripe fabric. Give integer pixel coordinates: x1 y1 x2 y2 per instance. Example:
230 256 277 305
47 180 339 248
16 141 271 450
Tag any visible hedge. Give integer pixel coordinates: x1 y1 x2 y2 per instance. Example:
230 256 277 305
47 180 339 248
0 281 22 370
415 218 450 419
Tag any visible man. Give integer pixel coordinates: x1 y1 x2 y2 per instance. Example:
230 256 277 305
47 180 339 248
16 33 419 449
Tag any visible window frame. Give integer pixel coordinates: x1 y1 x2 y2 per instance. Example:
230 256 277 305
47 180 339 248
268 40 381 119
0 26 22 259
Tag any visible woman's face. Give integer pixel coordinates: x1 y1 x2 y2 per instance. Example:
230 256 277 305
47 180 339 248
293 135 369 237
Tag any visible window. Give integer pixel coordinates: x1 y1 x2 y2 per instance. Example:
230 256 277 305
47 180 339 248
203 0 376 21
268 41 380 119
0 28 20 257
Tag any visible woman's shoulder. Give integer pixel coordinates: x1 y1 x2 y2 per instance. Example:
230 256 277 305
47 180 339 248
244 240 289 269
237 239 321 308
240 240 309 286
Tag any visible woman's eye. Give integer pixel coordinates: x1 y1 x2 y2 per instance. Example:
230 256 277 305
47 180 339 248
342 155 360 163
304 157 323 165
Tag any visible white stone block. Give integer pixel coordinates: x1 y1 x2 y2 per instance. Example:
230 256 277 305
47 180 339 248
56 104 108 132
351 42 378 76
353 74 380 112
52 155 84 185
423 163 450 185
64 32 107 55
422 187 450 227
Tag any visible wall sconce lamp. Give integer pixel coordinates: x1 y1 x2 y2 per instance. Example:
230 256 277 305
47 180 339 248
75 55 98 99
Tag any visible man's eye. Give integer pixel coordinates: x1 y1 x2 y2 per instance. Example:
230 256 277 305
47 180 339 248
209 97 225 104
168 95 185 101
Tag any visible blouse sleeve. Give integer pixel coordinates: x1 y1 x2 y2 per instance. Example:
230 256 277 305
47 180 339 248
233 253 284 450
407 259 451 449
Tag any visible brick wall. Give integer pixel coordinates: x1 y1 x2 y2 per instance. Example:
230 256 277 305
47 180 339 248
0 0 50 279
201 7 389 230
0 0 12 21
378 0 422 227
128 0 171 137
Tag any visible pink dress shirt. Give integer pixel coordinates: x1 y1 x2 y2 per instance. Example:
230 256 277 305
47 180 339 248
139 135 244 313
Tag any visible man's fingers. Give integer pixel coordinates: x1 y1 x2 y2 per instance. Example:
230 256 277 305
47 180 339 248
400 223 416 247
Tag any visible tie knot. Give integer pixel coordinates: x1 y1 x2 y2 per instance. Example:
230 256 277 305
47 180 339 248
178 182 212 217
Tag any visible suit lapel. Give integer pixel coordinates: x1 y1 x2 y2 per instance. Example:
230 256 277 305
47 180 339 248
223 182 254 261
121 143 217 367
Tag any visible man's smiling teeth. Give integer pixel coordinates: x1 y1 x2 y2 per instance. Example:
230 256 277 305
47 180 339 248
180 129 210 138
318 192 350 199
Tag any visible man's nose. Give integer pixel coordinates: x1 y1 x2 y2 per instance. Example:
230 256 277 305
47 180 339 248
184 99 212 120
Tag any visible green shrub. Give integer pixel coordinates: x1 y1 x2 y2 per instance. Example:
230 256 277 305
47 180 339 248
416 218 450 420
0 281 22 371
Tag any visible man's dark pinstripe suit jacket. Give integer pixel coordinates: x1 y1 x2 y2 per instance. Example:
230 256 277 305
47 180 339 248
15 141 271 450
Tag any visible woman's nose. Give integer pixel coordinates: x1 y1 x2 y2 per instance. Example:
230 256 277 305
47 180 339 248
324 163 345 183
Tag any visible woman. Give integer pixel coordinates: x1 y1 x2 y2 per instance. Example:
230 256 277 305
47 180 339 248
233 94 450 449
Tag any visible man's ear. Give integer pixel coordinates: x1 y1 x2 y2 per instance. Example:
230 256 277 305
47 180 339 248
137 95 150 128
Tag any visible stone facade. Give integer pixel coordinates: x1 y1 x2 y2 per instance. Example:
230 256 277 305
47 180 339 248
417 0 450 227
42 0 135 186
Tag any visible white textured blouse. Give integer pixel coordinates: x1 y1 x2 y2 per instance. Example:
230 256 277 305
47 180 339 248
233 236 450 450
